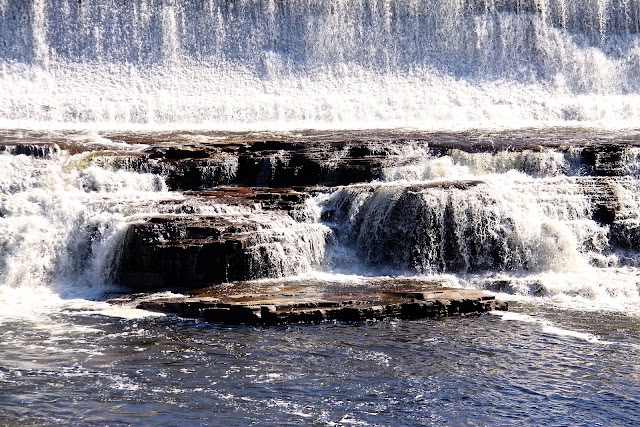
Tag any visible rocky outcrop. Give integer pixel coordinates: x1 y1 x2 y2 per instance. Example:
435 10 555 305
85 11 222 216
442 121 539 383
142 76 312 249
579 144 628 177
129 280 508 325
93 140 389 191
119 215 260 290
117 188 327 290
9 132 640 322
106 136 640 290
322 181 538 273
84 136 640 191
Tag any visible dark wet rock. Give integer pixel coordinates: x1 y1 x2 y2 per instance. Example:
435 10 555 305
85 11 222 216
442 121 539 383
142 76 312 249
130 281 508 325
163 146 211 160
484 279 547 296
117 216 253 290
233 140 386 187
90 154 238 191
593 203 617 225
117 214 302 290
578 177 621 227
579 144 628 177
91 140 390 190
81 137 640 192
161 158 238 190
609 221 640 251
579 176 640 250
0 142 60 158
117 188 325 290
145 144 216 160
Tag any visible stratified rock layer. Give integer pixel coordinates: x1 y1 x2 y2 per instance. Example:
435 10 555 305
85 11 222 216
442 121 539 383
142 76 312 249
117 188 326 290
95 136 640 289
7 132 640 315
131 279 508 325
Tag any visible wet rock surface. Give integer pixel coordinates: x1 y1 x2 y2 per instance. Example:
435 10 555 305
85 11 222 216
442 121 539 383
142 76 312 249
92 138 640 190
118 215 260 290
117 188 324 290
7 131 640 320
125 139 388 190
127 279 508 325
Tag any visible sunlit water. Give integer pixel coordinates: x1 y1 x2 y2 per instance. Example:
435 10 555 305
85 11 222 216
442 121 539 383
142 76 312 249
1 303 638 427
3 0 640 424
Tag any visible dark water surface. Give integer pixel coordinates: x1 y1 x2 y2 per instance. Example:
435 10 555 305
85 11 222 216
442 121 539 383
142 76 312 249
1 304 638 427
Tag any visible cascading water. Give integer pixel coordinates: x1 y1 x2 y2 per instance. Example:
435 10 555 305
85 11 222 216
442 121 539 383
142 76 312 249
1 0 640 129
1 0 639 313
0 143 167 319
0 144 327 320
317 144 640 312
2 3 640 425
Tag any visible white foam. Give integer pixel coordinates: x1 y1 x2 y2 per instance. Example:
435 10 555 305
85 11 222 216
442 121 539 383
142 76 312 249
491 311 610 344
474 266 640 315
0 151 175 293
0 148 330 321
2 64 640 132
1 1 640 131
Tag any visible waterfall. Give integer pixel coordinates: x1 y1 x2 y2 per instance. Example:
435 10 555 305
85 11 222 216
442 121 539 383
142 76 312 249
321 179 592 274
0 145 328 307
1 1 640 313
1 0 639 129
318 145 640 311
2 136 640 313
0 148 168 296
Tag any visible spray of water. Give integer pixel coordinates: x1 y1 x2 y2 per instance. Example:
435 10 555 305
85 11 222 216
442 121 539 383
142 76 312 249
0 145 328 319
318 146 640 312
1 0 640 129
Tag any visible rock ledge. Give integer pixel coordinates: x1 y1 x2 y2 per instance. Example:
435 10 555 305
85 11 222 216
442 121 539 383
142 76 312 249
130 280 507 325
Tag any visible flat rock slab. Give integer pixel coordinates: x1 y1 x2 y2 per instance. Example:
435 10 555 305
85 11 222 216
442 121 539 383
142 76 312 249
131 278 507 325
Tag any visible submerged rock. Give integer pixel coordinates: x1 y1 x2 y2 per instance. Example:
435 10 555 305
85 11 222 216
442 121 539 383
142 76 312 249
0 142 60 158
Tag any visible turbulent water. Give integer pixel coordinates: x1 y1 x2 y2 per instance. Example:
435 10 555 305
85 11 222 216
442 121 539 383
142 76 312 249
2 0 640 129
1 132 639 426
2 1 640 426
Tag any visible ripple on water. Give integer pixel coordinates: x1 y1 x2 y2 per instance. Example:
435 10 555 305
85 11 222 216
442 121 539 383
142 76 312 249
0 305 639 426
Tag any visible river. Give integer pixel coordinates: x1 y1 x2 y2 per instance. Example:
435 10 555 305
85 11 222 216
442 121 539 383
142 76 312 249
1 1 640 425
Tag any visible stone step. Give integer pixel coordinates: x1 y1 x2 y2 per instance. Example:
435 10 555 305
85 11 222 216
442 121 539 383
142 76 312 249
117 188 326 290
122 280 508 325
85 138 640 191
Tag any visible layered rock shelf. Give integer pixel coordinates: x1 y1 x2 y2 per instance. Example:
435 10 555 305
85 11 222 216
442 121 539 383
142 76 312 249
8 129 640 324
117 187 316 290
83 135 640 190
132 279 508 325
